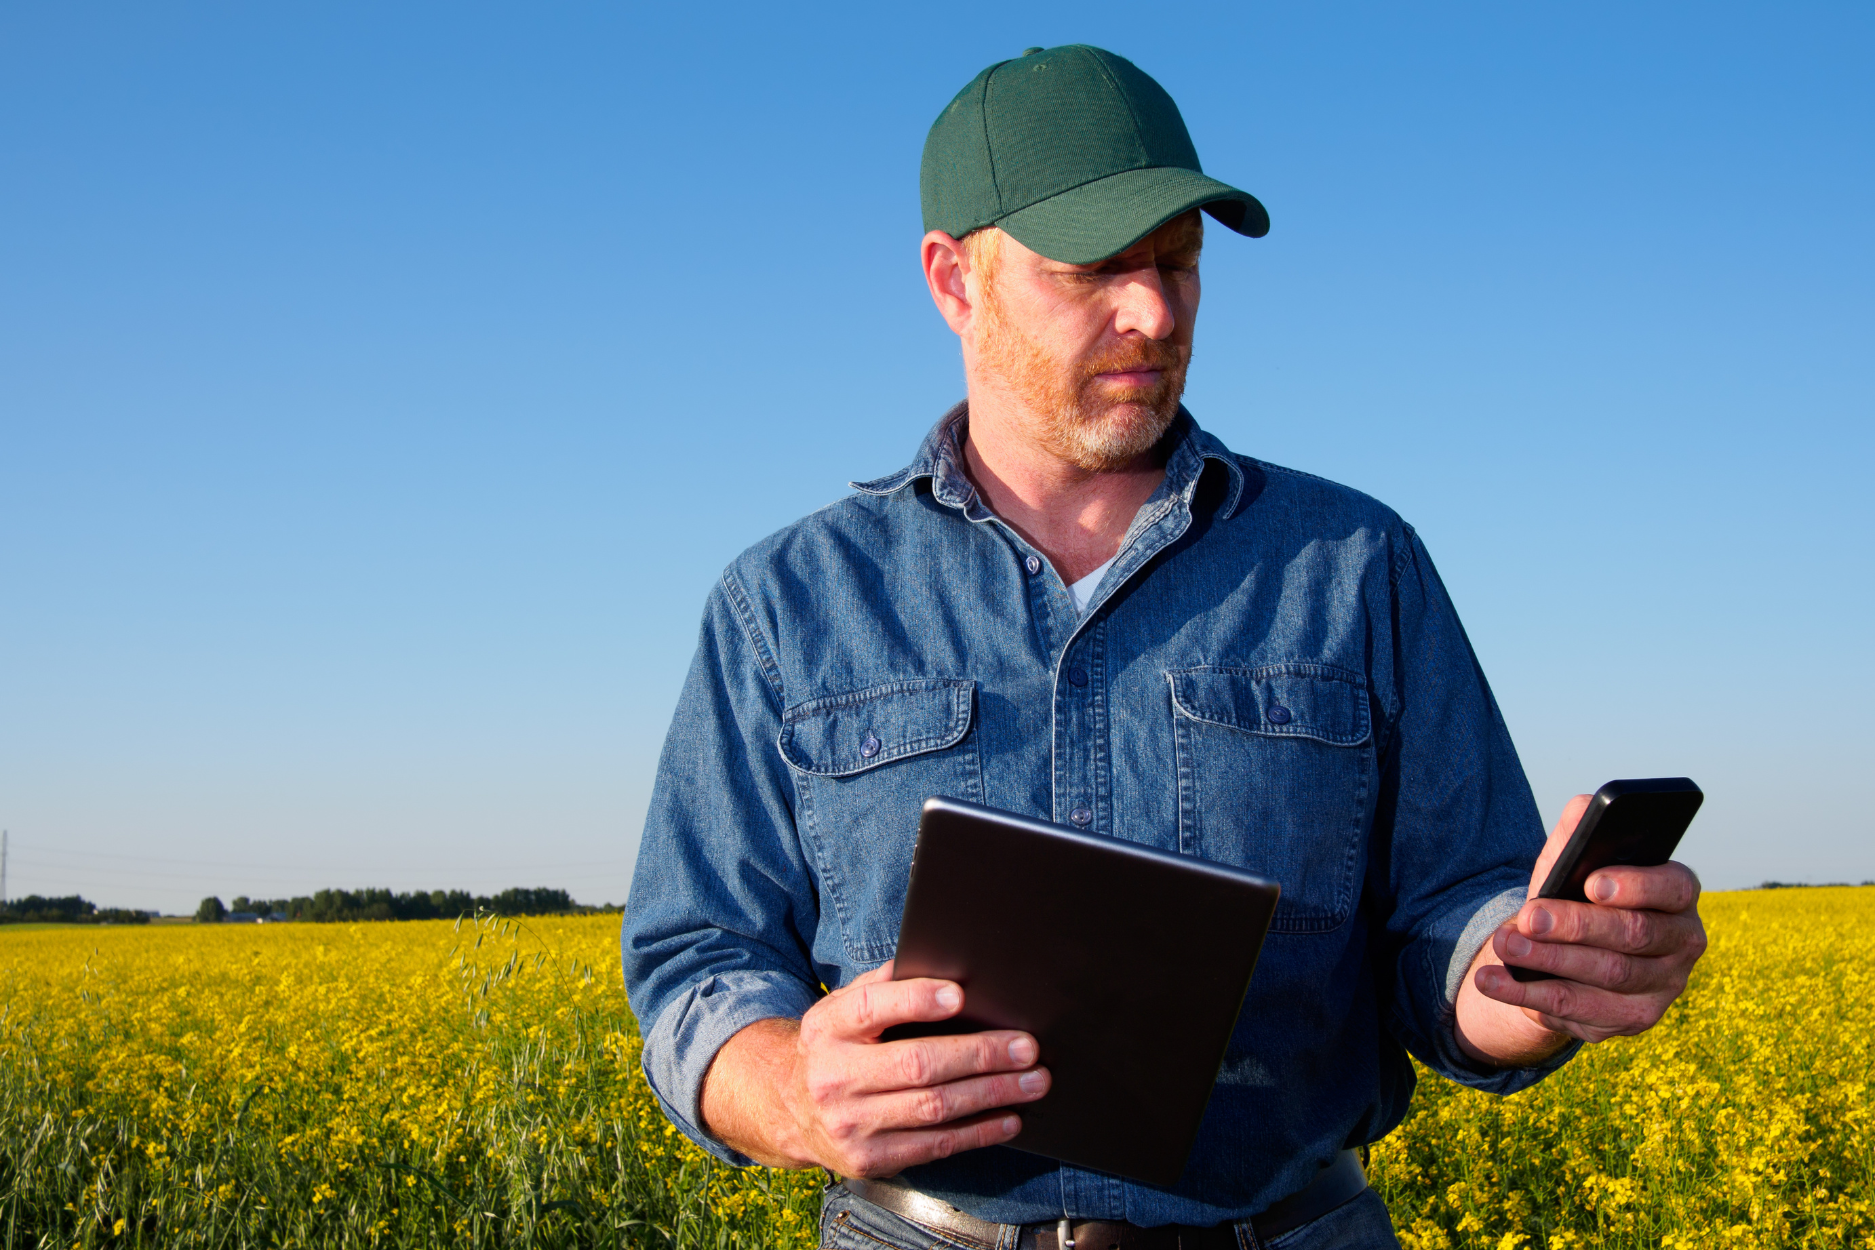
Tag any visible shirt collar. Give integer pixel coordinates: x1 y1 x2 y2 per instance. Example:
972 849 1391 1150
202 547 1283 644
849 402 1246 521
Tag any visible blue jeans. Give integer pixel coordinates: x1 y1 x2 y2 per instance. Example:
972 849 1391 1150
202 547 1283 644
817 1185 1401 1250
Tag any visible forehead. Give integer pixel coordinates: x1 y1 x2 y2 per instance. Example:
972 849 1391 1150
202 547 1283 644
1069 211 1204 268
1132 212 1204 255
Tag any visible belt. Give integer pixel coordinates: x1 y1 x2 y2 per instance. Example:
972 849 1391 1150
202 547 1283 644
839 1149 1368 1250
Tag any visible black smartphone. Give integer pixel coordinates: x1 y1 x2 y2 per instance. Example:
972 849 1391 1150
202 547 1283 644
1509 777 1703 983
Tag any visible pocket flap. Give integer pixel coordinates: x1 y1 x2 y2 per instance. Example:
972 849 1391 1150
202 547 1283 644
1167 665 1370 746
778 679 976 778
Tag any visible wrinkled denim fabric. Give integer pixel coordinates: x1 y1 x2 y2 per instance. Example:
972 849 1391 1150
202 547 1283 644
623 405 1577 1227
817 1184 1403 1250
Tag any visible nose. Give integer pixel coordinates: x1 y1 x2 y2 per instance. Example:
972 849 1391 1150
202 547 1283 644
1112 269 1177 340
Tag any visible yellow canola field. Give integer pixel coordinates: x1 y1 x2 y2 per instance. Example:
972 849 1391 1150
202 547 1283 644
0 914 820 1248
1374 887 1873 1250
0 890 1869 1249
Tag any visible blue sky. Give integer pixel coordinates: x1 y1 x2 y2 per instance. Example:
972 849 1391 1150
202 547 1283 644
1 3 1869 914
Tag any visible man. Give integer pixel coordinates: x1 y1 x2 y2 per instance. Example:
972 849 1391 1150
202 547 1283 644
623 45 1706 1249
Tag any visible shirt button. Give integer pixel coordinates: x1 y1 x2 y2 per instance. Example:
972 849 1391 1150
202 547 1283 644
1069 806 1093 826
1025 555 1042 575
1267 705 1292 725
860 733 881 757
1067 666 1088 687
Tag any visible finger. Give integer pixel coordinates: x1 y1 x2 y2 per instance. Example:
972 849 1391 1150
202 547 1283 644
851 1030 1042 1094
865 1066 1051 1132
825 962 895 1001
1515 898 1701 958
846 1110 1025 1178
1529 794 1594 897
1472 963 1667 1037
1581 861 1701 913
1493 927 1681 994
820 976 965 1041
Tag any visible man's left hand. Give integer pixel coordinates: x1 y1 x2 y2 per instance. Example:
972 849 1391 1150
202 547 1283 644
1472 793 1708 1048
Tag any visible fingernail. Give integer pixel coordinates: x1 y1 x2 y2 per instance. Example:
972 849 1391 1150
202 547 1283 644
936 986 962 1011
1591 876 1617 903
1019 1070 1046 1094
1008 1036 1037 1065
1001 1116 1020 1135
1527 906 1554 935
1505 933 1532 958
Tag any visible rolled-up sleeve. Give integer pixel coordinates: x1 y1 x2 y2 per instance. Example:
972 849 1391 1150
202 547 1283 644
622 572 822 1163
1371 528 1581 1094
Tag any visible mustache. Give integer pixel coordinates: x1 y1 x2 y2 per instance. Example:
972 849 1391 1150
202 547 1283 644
1080 339 1186 380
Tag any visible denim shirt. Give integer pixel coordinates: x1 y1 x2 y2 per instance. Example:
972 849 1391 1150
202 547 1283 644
622 406 1577 1227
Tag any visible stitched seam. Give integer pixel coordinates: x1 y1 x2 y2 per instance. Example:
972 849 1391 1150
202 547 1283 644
917 1221 997 1250
1391 522 1417 594
979 68 1005 216
721 570 785 708
793 754 862 966
1167 666 1373 745
837 1199 997 1250
1207 452 1247 519
777 683 976 778
1250 456 1364 492
1378 525 1417 744
830 1209 913 1250
1173 661 1367 685
779 731 973 778
962 692 985 803
821 733 961 769
782 678 971 721
1089 618 1111 833
1088 52 1154 170
1170 675 1201 857
1172 718 1369 748
1340 749 1372 923
848 470 924 496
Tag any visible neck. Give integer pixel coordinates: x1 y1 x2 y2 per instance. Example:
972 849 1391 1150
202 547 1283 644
957 384 1168 585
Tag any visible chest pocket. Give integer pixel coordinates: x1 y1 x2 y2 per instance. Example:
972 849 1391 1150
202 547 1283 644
778 678 981 962
1167 664 1374 933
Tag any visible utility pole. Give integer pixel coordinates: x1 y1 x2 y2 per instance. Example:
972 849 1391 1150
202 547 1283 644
2 830 8 907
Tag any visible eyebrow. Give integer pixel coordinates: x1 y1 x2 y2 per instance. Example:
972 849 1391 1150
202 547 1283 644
1081 246 1200 272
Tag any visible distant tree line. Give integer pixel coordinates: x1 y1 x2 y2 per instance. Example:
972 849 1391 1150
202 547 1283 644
0 895 150 925
1758 880 1875 890
197 887 602 924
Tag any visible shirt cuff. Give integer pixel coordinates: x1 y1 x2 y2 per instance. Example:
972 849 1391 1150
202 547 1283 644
1433 885 1581 1093
640 968 821 1166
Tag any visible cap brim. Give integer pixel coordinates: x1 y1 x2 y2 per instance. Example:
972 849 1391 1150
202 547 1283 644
995 165 1269 265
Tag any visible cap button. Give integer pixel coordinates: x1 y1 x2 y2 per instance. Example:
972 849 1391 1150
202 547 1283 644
1022 46 1045 56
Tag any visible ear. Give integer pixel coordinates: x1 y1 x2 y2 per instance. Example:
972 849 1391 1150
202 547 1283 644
922 231 975 337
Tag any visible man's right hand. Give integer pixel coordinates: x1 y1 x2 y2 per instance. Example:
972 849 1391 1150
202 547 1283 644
698 961 1050 1177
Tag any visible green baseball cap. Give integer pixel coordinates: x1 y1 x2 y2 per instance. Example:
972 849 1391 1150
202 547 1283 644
920 45 1269 265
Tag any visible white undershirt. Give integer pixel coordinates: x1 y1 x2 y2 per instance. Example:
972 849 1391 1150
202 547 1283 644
1067 555 1117 614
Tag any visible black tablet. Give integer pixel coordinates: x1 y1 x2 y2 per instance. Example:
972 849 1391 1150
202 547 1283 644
882 796 1280 1186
